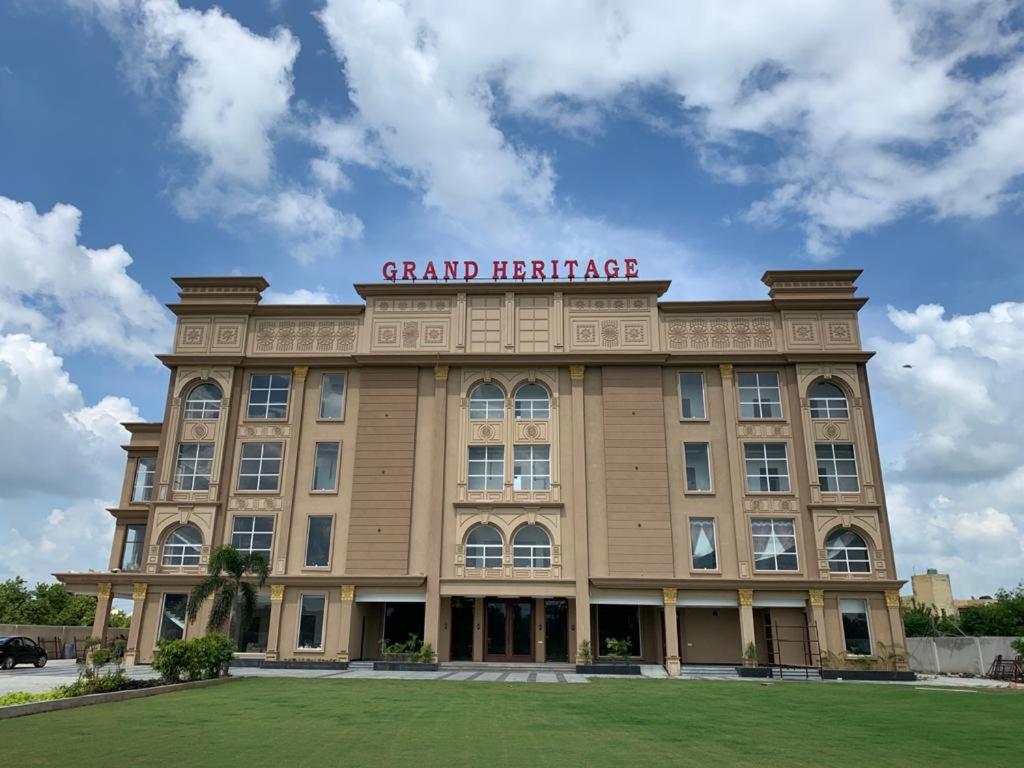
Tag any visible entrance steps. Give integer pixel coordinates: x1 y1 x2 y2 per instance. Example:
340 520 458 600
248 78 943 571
774 666 822 681
680 664 741 680
347 661 375 671
441 661 576 674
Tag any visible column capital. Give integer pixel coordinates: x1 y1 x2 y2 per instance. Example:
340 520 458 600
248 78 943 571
719 363 734 380
884 590 901 609
97 582 112 601
662 587 678 606
270 584 285 602
434 364 449 382
293 365 309 381
340 584 356 602
569 364 586 381
132 582 148 601
808 589 825 607
737 588 753 607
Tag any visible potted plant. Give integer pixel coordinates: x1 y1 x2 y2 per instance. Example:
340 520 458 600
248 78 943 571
736 641 771 677
818 644 915 681
575 638 642 675
373 634 439 671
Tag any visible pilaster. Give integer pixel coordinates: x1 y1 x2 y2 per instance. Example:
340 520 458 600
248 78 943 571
421 364 449 652
337 585 355 662
569 364 591 651
808 588 828 659
91 582 113 647
737 588 755 659
662 588 680 676
124 582 148 667
265 584 285 661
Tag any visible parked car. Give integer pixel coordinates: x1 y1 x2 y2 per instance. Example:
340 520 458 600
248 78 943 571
0 636 49 669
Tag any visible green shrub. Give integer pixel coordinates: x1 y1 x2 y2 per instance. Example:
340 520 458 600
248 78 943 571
604 638 633 664
1011 637 1024 658
152 638 190 683
0 690 62 707
418 642 436 664
152 634 234 683
57 669 132 698
577 640 593 664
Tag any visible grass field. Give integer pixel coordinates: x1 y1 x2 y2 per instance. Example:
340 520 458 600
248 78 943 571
3 678 1021 767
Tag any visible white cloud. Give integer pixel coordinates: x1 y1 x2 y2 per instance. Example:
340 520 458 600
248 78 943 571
873 300 1024 595
0 196 172 363
263 288 339 305
314 0 1024 256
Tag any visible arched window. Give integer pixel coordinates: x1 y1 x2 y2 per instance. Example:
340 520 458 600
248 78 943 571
826 529 870 573
514 383 549 420
465 525 503 569
468 383 505 420
809 381 848 419
512 525 551 568
162 525 203 567
184 382 223 420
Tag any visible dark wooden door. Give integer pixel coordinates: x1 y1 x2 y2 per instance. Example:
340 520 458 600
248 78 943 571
484 599 533 662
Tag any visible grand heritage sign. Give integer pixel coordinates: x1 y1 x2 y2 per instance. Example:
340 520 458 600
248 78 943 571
382 258 640 282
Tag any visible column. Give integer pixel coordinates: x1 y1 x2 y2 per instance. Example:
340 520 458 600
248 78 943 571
719 364 753 578
421 365 449 654
337 585 356 662
885 590 910 670
808 589 828 661
663 588 680 676
534 598 547 663
738 588 756 662
277 366 309 574
265 584 284 660
124 582 148 667
92 582 113 643
472 598 484 661
569 364 592 656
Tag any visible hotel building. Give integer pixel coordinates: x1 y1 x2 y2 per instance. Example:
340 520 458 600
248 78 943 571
58 269 906 673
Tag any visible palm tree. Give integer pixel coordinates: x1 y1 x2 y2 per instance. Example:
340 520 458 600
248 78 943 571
186 546 270 644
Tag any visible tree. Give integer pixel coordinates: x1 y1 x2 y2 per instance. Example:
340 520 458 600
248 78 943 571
186 546 270 646
0 578 100 626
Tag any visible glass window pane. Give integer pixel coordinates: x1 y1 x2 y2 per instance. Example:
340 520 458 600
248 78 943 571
319 374 346 419
304 517 333 567
132 457 156 502
159 594 188 641
312 443 340 491
840 599 871 654
298 595 326 649
689 518 717 570
684 443 711 492
679 372 706 419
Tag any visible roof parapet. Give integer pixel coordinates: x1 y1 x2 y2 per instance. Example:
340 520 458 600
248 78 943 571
761 270 862 301
169 276 269 314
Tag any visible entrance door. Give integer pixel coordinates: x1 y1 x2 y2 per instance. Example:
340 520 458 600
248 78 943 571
484 598 533 661
544 599 569 662
450 598 474 661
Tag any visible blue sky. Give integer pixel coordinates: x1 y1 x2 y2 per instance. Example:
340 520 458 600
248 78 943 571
1 1 1022 597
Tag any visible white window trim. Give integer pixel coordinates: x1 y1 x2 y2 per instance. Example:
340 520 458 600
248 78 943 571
512 444 551 491
161 525 203 567
513 383 551 420
467 445 505 491
825 529 872 574
750 517 801 573
295 592 328 652
245 372 291 421
131 457 156 502
311 441 342 494
687 517 719 573
737 370 785 420
682 441 714 494
236 441 284 494
230 515 275 561
677 371 708 421
839 597 874 657
173 443 214 492
743 442 792 494
465 526 504 569
183 383 222 421
303 515 335 570
318 372 348 421
808 382 850 420
468 383 506 420
511 526 552 569
815 442 860 493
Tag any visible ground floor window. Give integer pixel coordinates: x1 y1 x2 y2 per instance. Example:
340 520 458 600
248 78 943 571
297 595 326 650
159 593 188 641
382 603 426 649
233 593 272 653
840 598 872 655
596 605 641 658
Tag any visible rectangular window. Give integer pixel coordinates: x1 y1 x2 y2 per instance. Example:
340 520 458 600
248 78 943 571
237 442 282 491
738 371 783 419
468 445 504 491
231 515 274 560
678 372 706 420
751 518 798 571
311 442 340 492
319 373 346 420
246 373 290 419
596 605 641 658
513 445 550 491
159 594 188 641
121 525 146 572
816 443 860 492
683 443 712 492
297 594 326 650
131 457 156 502
304 516 333 568
174 443 214 492
744 443 791 492
689 518 718 571
840 598 872 655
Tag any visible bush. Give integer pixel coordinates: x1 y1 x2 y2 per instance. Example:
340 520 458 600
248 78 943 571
1011 638 1024 658
604 638 633 664
0 690 62 707
577 640 593 664
152 634 234 683
418 642 436 664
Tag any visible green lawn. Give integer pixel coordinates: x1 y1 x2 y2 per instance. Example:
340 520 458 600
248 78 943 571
3 678 1021 767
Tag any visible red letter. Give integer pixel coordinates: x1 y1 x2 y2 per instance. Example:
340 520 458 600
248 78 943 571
550 260 560 279
422 261 438 280
383 261 397 282
565 260 578 280
604 259 620 278
492 260 508 279
624 258 639 279
512 260 526 280
464 260 479 280
531 260 546 280
584 259 600 279
443 261 459 281
402 261 416 281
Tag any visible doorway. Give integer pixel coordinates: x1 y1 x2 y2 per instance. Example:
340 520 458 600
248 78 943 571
544 599 569 662
484 598 533 661
450 597 475 661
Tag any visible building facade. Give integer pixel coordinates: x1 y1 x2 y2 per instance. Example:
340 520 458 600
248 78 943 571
57 269 906 673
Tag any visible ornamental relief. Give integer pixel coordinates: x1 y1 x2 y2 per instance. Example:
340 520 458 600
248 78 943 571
371 319 449 351
813 421 850 441
570 317 652 350
737 423 792 438
811 510 887 579
566 295 650 312
173 367 234 398
374 297 452 314
252 319 359 355
514 421 549 443
742 498 799 513
662 315 776 352
783 312 860 351
454 508 562 579
470 422 504 443
228 496 283 511
238 424 292 439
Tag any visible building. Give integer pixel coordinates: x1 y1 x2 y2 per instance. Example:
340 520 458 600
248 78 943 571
901 569 995 617
56 269 907 673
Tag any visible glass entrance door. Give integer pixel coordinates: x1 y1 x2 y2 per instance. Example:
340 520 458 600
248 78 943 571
450 598 474 661
484 598 534 661
544 599 569 662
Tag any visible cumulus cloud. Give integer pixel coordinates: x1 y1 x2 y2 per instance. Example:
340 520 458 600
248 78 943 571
263 287 339 305
873 301 1024 595
0 196 172 363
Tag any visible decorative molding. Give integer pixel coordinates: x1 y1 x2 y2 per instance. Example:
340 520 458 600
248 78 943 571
665 316 775 352
567 296 650 312
132 583 148 601
569 365 586 381
434 364 449 381
662 587 677 606
270 584 285 602
719 363 734 380
808 589 825 607
737 588 754 607
253 319 358 354
340 585 355 602
293 366 309 382
885 591 901 609
97 582 112 601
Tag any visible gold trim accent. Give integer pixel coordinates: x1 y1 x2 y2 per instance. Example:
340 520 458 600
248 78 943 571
270 584 285 602
97 582 112 601
293 365 309 381
132 582 148 601
434 364 449 381
340 585 355 602
884 590 901 609
737 588 753 607
719 363 734 380
808 589 825 607
662 587 678 606
569 365 585 381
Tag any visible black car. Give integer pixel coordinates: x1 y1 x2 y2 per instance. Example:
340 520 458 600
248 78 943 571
0 636 49 669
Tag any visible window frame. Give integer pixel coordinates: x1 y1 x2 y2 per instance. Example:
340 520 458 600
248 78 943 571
839 597 873 656
183 382 223 421
678 371 708 421
245 372 292 421
682 441 714 494
303 515 335 570
295 592 328 652
467 445 505 491
825 528 872 574
750 517 800 573
161 525 203 568
737 370 784 420
310 441 342 494
688 517 719 573
512 444 551 491
513 383 551 420
230 515 275 562
511 525 552 569
120 524 146 572
815 442 860 493
465 525 504 569
173 443 215 493
236 441 284 493
468 382 506 421
158 593 189 642
318 372 347 421
808 380 850 419
743 442 792 494
131 456 156 502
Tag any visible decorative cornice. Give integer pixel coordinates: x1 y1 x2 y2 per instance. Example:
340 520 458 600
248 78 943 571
97 582 112 601
719 363 734 380
434 364 449 381
737 588 754 606
340 585 355 602
808 589 825 607
132 582 148 601
270 584 285 602
569 364 586 381
662 587 677 606
885 590 901 609
293 365 309 382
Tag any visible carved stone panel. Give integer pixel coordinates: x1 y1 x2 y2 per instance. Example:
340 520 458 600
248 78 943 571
470 422 504 444
662 315 777 352
514 421 549 443
252 319 359 355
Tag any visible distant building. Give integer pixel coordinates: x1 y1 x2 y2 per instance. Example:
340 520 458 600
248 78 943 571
901 569 995 616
